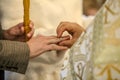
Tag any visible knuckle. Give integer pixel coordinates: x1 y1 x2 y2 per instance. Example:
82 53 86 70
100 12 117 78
51 44 56 49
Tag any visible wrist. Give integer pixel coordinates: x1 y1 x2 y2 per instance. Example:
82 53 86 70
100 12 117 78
26 41 33 59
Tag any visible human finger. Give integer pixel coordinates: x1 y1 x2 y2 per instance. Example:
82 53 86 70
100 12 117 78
48 44 68 51
57 22 75 38
56 22 69 32
27 27 34 38
47 36 70 44
29 21 34 28
56 22 67 38
58 39 75 48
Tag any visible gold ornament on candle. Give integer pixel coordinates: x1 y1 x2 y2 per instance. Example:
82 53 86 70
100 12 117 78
23 0 31 41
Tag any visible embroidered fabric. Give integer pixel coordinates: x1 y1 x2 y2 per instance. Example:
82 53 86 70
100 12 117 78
61 0 120 80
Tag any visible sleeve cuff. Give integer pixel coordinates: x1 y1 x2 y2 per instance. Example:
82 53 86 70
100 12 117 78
0 40 30 74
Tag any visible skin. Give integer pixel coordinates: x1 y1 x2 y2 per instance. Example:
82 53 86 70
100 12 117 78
57 22 85 48
27 35 69 58
3 21 84 58
3 22 34 41
3 21 69 59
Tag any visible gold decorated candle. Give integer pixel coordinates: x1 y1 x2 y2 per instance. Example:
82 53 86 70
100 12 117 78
23 0 30 40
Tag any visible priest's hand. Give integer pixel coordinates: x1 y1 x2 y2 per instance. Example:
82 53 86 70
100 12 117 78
56 22 85 48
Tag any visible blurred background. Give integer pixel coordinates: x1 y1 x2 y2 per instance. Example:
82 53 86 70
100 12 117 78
83 0 106 16
82 0 106 28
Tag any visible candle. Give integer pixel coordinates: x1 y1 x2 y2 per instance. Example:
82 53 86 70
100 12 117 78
23 0 30 41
